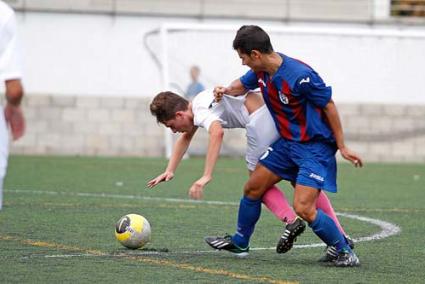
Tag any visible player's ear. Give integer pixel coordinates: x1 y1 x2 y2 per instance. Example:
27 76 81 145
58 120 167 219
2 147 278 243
250 50 261 59
175 111 184 119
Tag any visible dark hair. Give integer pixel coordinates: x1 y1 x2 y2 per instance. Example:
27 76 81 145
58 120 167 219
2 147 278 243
233 25 273 55
150 91 189 123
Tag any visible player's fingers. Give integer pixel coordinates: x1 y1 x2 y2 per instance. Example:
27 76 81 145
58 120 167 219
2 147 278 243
10 114 25 141
150 176 165 186
190 186 200 200
194 192 201 200
349 154 363 168
190 190 198 200
188 187 195 198
354 157 363 167
146 180 158 188
214 94 222 102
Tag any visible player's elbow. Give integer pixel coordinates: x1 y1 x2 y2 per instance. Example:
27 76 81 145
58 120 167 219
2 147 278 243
209 124 224 140
211 128 224 140
323 99 335 112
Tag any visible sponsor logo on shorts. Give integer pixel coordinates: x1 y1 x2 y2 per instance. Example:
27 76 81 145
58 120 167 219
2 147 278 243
309 173 324 182
260 147 273 160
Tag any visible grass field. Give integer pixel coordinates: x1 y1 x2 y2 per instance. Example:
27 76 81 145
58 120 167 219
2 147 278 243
1 155 424 283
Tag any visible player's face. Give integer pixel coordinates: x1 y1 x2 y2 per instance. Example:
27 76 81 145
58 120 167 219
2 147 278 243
237 49 262 72
163 113 194 133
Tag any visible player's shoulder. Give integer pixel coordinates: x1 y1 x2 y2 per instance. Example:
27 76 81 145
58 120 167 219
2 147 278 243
192 89 214 112
278 54 315 87
283 54 313 75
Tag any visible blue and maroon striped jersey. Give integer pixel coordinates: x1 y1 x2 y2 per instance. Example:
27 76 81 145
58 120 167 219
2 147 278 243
240 53 334 143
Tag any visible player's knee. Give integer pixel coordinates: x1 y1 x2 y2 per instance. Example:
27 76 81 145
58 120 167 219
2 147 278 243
243 181 265 199
294 202 316 223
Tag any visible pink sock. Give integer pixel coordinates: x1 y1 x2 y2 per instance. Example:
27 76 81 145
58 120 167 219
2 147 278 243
316 191 346 236
262 185 297 224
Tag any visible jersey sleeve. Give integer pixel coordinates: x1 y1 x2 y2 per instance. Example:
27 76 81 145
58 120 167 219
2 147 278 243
0 10 22 81
240 70 258 90
294 71 332 108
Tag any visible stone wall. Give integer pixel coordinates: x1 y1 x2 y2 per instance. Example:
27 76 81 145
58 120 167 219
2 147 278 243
5 0 377 22
4 95 425 163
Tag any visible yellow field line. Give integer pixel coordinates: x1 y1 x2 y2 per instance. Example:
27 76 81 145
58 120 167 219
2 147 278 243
0 234 297 284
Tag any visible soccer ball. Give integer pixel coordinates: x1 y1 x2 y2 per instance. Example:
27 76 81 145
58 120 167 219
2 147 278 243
115 214 151 249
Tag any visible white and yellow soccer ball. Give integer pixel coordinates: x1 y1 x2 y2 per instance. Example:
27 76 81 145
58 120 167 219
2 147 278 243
115 214 151 249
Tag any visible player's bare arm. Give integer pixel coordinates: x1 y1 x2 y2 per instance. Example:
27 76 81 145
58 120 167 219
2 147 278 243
147 127 198 188
214 79 247 102
4 79 25 140
188 121 224 200
323 100 363 167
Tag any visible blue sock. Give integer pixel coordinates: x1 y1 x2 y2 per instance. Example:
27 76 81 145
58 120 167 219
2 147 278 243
231 196 262 248
309 209 351 253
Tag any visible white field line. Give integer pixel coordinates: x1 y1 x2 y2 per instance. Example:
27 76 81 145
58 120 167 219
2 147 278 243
6 188 401 257
251 212 401 251
5 188 238 206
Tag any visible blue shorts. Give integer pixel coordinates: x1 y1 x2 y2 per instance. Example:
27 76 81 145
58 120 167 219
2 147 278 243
258 138 338 193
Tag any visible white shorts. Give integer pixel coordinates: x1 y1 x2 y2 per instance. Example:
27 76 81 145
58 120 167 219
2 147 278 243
245 105 280 171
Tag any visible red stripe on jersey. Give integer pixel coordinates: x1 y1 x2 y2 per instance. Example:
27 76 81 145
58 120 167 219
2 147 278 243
282 80 309 141
267 80 292 140
283 80 309 141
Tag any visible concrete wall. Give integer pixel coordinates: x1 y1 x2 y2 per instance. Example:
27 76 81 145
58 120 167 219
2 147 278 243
5 0 387 22
6 94 425 163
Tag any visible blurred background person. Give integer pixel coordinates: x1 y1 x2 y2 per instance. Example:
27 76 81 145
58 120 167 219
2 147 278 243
0 0 25 210
185 65 205 100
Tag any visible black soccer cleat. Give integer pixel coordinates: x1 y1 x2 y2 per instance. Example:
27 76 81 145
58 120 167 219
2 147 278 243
276 217 306 254
345 235 355 250
334 249 360 267
318 235 355 263
318 246 338 262
204 234 249 257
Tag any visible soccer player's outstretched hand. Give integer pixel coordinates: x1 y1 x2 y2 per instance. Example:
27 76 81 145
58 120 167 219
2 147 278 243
213 86 227 102
4 104 25 141
340 147 363 168
147 171 174 188
188 176 211 200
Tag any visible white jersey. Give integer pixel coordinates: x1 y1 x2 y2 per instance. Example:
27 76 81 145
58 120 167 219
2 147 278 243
0 1 22 81
192 89 279 171
192 89 250 131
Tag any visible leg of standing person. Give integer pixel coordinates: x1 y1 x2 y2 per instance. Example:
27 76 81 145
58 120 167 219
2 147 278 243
0 107 10 210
